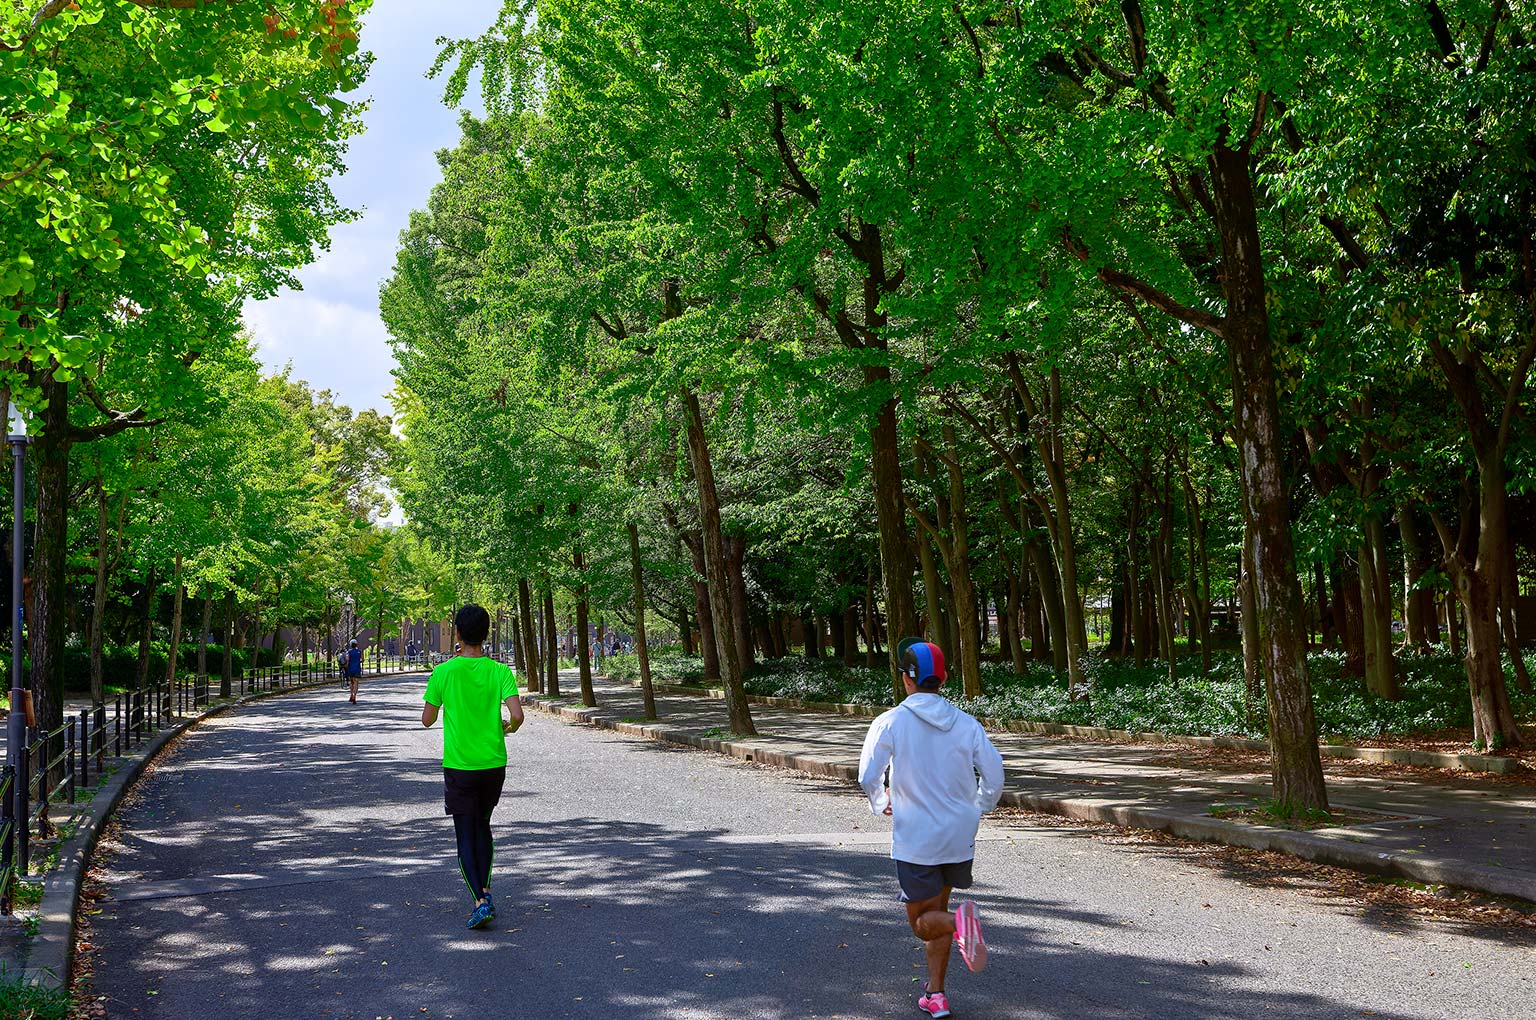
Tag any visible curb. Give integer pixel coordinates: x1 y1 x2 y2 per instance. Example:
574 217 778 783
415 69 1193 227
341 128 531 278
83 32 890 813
521 693 1536 905
637 681 1519 775
14 669 422 991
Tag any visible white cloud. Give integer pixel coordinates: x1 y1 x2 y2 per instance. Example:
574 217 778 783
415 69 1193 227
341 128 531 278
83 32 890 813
245 1 501 417
245 295 397 416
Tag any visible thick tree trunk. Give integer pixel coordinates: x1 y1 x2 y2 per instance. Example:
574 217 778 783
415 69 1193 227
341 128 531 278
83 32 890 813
1211 142 1327 812
89 479 109 705
682 386 754 735
29 376 71 736
628 522 657 719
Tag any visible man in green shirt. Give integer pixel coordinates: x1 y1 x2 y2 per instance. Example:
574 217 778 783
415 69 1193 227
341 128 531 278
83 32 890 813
421 604 525 930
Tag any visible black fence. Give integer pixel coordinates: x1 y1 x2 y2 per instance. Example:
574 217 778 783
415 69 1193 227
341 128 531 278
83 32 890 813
0 655 428 915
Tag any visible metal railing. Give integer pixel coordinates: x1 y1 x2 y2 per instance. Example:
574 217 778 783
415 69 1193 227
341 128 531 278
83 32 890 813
0 654 438 914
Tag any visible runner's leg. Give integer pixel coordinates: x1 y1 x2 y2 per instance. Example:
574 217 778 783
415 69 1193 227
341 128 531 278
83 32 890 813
475 809 494 895
452 813 487 903
906 888 954 992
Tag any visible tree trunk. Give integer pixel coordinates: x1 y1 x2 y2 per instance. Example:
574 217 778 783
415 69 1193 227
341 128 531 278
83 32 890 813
29 375 72 736
197 586 213 678
828 607 848 662
685 534 721 680
574 547 596 707
518 577 540 693
1359 509 1399 699
1029 539 1068 674
1211 142 1327 811
89 479 109 705
135 567 158 690
801 613 822 659
628 522 657 719
918 532 948 647
682 384 754 735
724 533 755 674
165 554 185 685
1499 540 1531 694
1003 564 1027 673
1399 505 1436 649
866 359 919 703
220 588 234 697
941 426 982 696
1127 493 1147 667
542 579 560 697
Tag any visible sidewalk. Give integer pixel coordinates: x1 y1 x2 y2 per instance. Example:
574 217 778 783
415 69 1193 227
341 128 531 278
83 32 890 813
525 674 1536 903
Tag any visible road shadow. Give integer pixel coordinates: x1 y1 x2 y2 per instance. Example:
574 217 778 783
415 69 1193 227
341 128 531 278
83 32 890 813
82 675 1442 1020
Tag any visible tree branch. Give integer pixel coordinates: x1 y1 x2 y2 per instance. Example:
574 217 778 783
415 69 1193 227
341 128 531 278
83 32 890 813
1096 266 1225 336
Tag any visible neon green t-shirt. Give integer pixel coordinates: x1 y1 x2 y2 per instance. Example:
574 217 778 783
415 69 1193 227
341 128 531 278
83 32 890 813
423 656 521 770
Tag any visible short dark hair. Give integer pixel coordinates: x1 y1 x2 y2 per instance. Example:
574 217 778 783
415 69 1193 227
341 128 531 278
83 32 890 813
454 604 491 646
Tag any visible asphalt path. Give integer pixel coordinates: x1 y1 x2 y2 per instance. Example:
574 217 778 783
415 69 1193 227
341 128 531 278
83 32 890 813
83 672 1532 1019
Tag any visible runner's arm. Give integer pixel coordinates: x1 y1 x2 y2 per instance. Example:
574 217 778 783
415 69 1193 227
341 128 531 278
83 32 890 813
857 716 894 815
973 725 1005 812
503 695 524 734
422 703 440 728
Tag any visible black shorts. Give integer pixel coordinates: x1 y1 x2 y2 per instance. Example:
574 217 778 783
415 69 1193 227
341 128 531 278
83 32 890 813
895 859 974 903
443 766 506 816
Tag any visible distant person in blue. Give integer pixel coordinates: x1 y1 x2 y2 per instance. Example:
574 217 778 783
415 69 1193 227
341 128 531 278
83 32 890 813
345 638 364 704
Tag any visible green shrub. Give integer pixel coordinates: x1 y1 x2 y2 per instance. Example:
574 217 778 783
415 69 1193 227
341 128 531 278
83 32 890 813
617 645 1536 742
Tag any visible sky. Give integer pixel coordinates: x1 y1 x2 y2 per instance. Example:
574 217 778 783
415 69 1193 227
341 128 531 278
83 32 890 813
243 2 503 417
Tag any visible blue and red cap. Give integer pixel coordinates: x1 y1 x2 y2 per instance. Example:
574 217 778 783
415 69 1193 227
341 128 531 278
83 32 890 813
898 638 948 689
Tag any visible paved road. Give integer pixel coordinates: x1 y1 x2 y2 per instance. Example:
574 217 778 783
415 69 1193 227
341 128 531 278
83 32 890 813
85 672 1532 1019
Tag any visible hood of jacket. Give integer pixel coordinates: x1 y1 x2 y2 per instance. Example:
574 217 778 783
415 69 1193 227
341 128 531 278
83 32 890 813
899 692 960 732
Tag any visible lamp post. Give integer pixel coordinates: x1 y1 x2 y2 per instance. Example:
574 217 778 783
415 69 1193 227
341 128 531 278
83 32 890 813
6 402 29 818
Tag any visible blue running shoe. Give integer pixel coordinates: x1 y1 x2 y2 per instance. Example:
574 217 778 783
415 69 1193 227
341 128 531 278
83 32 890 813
483 892 496 920
467 901 493 930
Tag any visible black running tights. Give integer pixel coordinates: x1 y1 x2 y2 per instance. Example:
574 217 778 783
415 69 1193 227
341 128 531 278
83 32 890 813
452 811 494 901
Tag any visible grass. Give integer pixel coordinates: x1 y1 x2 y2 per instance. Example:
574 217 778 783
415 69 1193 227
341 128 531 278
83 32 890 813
606 647 1536 744
699 726 761 741
0 965 67 1020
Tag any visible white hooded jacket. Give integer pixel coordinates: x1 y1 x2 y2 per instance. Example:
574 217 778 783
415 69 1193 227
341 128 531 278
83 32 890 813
857 692 1006 866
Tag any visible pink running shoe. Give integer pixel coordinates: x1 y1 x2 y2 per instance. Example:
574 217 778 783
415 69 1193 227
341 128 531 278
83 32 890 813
954 900 988 972
918 983 952 1018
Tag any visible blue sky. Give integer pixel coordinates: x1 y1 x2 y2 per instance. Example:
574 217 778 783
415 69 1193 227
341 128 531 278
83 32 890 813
243 2 502 417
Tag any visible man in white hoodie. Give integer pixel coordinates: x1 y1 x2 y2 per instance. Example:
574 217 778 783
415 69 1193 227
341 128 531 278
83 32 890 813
859 639 1006 1019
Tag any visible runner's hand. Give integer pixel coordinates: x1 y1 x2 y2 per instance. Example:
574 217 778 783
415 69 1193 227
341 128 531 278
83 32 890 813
504 717 521 734
883 804 892 816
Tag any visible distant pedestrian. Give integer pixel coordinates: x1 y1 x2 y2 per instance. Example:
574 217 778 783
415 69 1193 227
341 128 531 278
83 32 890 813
421 604 524 930
344 639 363 703
858 639 1005 1018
